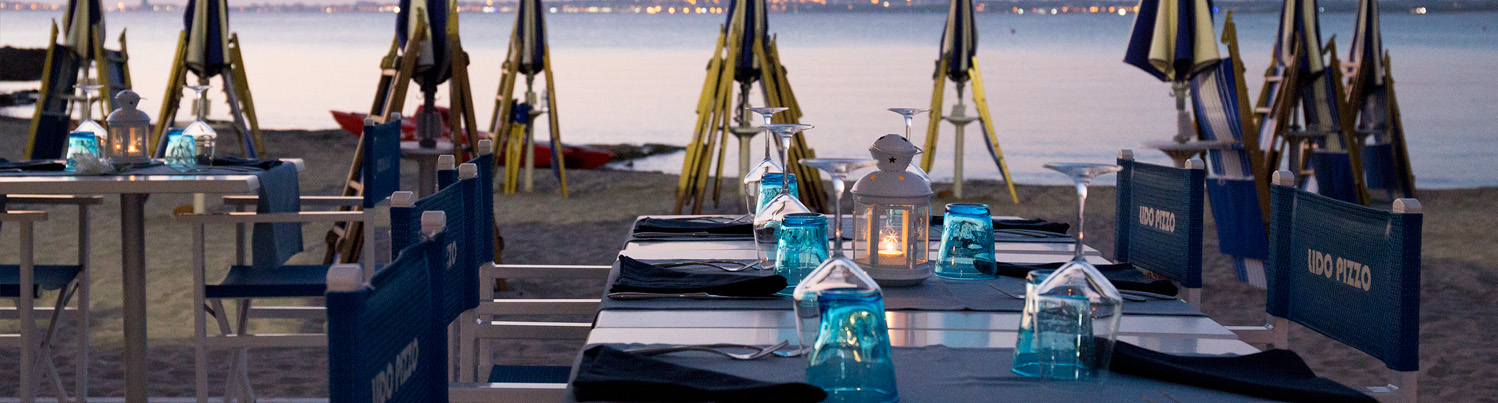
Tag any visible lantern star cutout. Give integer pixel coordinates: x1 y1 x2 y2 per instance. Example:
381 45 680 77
888 156 898 164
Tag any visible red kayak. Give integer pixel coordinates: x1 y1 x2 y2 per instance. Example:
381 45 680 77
330 108 612 169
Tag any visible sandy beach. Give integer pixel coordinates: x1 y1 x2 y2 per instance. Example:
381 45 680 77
1 117 1495 400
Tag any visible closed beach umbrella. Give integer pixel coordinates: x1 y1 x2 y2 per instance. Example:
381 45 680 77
514 0 547 76
1273 0 1324 74
724 0 768 83
397 0 451 88
1349 0 1383 88
1123 0 1220 82
184 0 231 78
937 0 977 83
62 0 103 58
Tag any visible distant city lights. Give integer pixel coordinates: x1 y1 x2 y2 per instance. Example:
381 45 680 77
0 0 1152 15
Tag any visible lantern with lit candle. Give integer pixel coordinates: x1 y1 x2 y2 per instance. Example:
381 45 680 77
851 134 933 286
105 90 151 164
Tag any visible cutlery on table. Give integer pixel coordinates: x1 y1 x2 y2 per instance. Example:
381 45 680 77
607 292 782 300
627 341 791 360
988 283 1146 302
657 259 762 272
1118 290 1178 300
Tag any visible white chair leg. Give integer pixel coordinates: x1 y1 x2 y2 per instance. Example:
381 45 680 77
210 299 240 403
40 283 78 401
76 203 91 403
232 300 256 403
1183 287 1202 310
459 311 477 382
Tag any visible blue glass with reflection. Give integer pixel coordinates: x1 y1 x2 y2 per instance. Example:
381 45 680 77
165 128 198 170
807 288 898 403
756 172 799 212
776 213 828 295
935 203 996 279
65 131 102 171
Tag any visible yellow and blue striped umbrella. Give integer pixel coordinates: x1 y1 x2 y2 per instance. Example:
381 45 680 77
723 0 768 83
397 0 451 87
1123 0 1220 82
937 0 977 83
184 0 231 77
514 0 547 75
61 0 103 58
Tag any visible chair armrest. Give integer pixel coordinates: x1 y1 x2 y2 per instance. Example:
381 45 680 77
484 264 612 280
222 195 363 207
0 211 49 222
175 211 367 224
3 195 104 206
449 383 567 403
476 299 601 315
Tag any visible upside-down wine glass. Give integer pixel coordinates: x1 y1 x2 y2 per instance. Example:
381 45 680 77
742 107 789 214
752 123 814 266
792 157 876 351
1012 162 1124 381
182 85 217 167
887 107 932 181
73 84 109 155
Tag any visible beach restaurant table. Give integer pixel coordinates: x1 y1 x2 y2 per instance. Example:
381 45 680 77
570 215 1265 400
0 160 302 403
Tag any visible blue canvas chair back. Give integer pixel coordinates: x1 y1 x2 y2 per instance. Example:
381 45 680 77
1300 69 1360 204
1114 152 1205 289
391 177 480 324
363 119 403 208
326 236 449 403
1267 172 1420 371
1190 58 1271 286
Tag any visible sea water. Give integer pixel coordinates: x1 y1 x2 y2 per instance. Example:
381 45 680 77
807 289 899 403
1012 294 1097 380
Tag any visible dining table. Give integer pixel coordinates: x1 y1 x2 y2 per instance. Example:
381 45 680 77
0 159 302 403
563 214 1276 401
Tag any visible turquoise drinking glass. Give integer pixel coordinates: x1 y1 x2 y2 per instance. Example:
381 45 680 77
756 172 799 213
165 128 198 170
807 288 898 402
935 203 996 279
65 131 102 171
776 213 829 296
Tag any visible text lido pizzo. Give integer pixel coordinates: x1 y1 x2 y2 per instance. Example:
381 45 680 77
372 339 421 403
1138 206 1176 233
1306 250 1372 291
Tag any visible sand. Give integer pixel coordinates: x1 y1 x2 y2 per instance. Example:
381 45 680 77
2 117 1496 400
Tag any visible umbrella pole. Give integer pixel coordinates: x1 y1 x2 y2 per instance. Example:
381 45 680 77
1173 81 1192 143
522 74 536 193
734 80 754 199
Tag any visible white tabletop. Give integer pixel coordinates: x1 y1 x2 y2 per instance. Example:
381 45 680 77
0 158 304 195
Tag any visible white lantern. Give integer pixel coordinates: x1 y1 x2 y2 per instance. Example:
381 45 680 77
851 134 933 286
105 90 151 164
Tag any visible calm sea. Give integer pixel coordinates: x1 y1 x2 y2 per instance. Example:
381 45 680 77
2 10 1494 187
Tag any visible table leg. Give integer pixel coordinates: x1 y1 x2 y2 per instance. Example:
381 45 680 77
418 158 437 198
120 194 147 403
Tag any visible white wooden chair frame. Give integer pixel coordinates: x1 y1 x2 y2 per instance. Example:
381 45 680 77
179 201 380 403
2 195 98 403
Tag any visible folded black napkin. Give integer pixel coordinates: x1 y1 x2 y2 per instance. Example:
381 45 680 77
931 216 1071 234
980 261 1180 296
0 158 66 171
572 345 826 402
201 156 282 170
634 217 754 236
610 256 786 297
1111 341 1376 403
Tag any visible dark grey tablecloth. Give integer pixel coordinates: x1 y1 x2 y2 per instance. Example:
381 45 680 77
564 345 1267 402
599 259 1205 316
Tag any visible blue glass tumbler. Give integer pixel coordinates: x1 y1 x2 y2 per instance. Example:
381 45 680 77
935 203 996 279
65 131 102 171
756 172 799 213
776 213 829 296
807 288 899 403
165 128 198 170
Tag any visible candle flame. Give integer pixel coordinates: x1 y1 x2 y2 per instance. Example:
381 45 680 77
878 232 902 256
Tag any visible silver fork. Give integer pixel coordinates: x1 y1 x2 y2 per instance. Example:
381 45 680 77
628 341 790 360
659 260 757 272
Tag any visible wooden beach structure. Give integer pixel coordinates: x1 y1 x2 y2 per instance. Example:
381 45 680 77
24 0 131 160
674 0 826 214
1250 0 1370 205
152 0 264 158
920 0 1017 203
326 0 485 265
489 0 570 197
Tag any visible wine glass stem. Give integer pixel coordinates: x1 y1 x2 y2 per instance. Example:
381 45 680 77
764 130 774 164
197 91 209 122
832 175 846 255
904 116 913 138
1073 181 1087 259
780 135 792 190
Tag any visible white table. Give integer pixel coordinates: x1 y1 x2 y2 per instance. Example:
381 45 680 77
0 161 300 403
